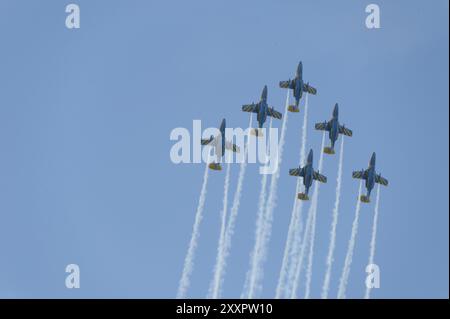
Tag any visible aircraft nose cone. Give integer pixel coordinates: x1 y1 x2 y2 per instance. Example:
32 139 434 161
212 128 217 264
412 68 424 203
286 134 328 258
297 61 303 73
308 149 313 162
333 103 339 117
262 86 268 99
370 152 376 165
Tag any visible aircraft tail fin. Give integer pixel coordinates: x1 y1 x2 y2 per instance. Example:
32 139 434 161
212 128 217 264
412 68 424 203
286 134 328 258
324 146 335 155
288 105 300 113
297 193 309 201
208 163 222 171
360 195 370 203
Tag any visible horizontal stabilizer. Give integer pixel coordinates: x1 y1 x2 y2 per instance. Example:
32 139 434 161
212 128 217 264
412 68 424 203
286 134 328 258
298 193 309 201
360 195 370 203
250 128 263 137
208 163 222 171
288 105 300 113
225 141 240 153
323 146 335 155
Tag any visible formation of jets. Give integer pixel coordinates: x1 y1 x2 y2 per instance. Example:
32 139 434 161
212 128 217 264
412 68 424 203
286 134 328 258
199 61 388 203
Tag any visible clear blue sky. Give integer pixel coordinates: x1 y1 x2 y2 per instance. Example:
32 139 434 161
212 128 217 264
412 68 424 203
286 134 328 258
0 0 448 298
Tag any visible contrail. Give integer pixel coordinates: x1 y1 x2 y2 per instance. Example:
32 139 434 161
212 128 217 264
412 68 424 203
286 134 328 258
284 94 311 297
244 91 290 298
290 132 325 299
208 161 231 298
304 133 326 299
337 181 363 299
241 119 272 299
321 137 345 299
210 115 253 299
275 94 310 299
177 156 211 298
364 184 381 299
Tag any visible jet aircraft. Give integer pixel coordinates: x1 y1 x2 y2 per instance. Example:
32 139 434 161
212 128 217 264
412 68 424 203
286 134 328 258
289 149 327 200
315 103 353 154
200 118 239 170
279 61 317 112
241 85 282 137
352 152 388 203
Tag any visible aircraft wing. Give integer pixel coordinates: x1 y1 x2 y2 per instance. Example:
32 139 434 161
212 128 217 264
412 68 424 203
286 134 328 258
201 134 221 147
339 125 353 137
303 83 317 95
315 121 330 132
242 103 259 113
352 169 368 180
267 107 282 120
313 171 327 183
225 140 240 153
200 138 212 145
279 80 295 89
289 167 305 177
375 174 389 186
201 136 217 146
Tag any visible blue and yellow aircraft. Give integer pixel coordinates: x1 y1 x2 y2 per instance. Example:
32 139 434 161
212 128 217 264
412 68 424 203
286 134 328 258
200 118 239 171
315 103 353 155
352 152 389 203
242 85 282 137
279 61 317 113
289 149 327 200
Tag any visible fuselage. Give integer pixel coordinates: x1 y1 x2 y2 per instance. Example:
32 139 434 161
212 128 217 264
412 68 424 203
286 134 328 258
365 153 377 197
302 149 314 195
293 62 304 107
328 104 340 150
217 119 226 161
257 86 269 128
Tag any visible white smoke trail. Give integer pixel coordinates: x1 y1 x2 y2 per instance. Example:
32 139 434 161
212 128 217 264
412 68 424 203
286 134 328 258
337 181 363 299
321 137 345 299
241 119 272 299
303 133 326 299
210 115 253 299
364 184 381 299
208 161 232 298
290 133 325 299
177 155 211 298
275 93 310 299
245 91 290 298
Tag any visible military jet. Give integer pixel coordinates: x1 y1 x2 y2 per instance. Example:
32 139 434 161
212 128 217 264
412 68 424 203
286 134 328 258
279 61 317 113
242 85 282 137
315 103 353 155
289 149 327 200
352 152 388 203
200 118 239 171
